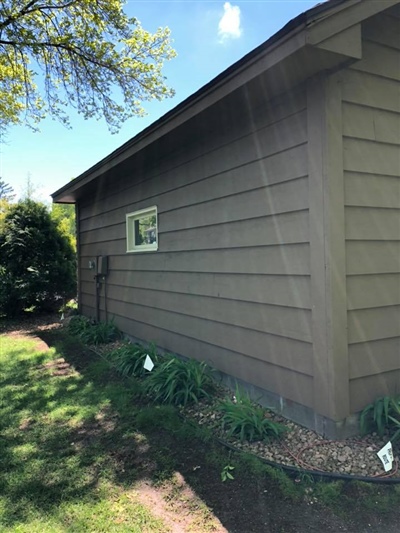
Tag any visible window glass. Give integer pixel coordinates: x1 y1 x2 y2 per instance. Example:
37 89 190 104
126 206 158 252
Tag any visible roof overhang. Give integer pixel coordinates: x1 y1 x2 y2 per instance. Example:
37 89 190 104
52 0 400 203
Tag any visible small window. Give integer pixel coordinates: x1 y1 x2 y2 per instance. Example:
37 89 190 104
126 206 158 253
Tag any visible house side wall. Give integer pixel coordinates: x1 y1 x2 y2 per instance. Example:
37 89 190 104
342 12 400 412
77 82 313 408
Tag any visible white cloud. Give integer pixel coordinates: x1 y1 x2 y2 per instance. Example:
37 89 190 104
218 2 242 43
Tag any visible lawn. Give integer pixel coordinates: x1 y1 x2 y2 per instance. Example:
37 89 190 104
1 320 400 533
0 333 172 532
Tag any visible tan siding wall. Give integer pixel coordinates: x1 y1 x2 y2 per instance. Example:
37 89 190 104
78 84 312 403
342 13 400 411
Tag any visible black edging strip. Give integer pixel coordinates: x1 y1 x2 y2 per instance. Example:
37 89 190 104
90 345 400 485
215 437 400 485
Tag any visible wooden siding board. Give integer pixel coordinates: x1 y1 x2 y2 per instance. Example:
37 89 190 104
344 173 400 208
342 103 400 145
81 244 311 275
349 370 400 412
346 241 400 274
343 138 400 177
160 178 309 232
78 87 306 203
80 149 308 232
80 210 309 249
348 305 400 344
79 271 311 309
91 284 312 342
80 176 309 236
160 211 309 251
342 70 400 114
79 110 307 221
96 298 313 375
349 337 400 379
351 41 400 81
347 274 400 310
111 315 314 407
345 206 400 240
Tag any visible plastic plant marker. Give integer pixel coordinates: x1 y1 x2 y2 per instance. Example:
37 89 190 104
377 441 393 472
144 355 154 372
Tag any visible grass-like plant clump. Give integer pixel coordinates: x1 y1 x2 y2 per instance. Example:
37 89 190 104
360 395 400 442
68 315 121 345
218 386 287 442
144 356 215 407
105 341 160 378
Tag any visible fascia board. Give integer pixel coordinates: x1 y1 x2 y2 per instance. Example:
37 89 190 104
306 0 400 45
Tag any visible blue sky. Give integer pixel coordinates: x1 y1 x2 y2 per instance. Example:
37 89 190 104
1 1 317 202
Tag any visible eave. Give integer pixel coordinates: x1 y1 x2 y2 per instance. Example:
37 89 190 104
52 0 399 203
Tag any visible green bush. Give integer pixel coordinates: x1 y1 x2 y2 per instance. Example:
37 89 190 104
360 395 400 441
106 342 160 378
218 386 287 442
144 356 214 407
68 315 121 345
0 199 76 316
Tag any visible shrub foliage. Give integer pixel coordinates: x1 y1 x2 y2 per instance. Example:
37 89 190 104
0 199 76 316
105 342 160 378
360 395 400 442
144 357 214 407
218 387 287 442
68 315 121 345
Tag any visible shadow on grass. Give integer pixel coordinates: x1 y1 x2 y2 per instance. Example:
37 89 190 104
2 327 400 533
1 333 153 529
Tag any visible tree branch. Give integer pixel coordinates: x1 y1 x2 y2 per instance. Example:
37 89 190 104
0 0 40 31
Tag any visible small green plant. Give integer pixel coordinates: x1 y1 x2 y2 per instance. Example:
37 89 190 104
106 341 160 378
68 314 92 336
218 386 287 442
360 395 400 441
221 464 235 482
68 315 121 345
313 480 344 506
144 356 214 407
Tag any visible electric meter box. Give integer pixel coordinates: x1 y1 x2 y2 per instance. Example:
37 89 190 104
97 256 108 276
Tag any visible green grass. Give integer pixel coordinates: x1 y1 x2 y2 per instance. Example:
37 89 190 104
0 334 165 532
2 327 400 532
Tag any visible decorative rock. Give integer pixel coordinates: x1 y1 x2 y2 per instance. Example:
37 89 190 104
178 383 400 479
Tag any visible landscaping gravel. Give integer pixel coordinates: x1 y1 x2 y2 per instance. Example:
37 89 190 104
182 393 400 481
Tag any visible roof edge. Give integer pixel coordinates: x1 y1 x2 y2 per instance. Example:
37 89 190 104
52 0 352 203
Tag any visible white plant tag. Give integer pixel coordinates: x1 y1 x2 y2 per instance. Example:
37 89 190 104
377 441 393 472
143 355 154 372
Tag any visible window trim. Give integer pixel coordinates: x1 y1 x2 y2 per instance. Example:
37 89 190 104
126 206 158 253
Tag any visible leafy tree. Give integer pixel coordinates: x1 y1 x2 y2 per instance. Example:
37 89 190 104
0 0 176 133
0 199 76 316
51 202 76 250
0 179 15 200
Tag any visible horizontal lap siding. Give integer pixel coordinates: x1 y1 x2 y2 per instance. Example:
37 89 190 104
80 304 314 407
342 14 400 411
79 84 313 394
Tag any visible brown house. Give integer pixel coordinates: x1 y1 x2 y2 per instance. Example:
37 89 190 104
53 0 400 438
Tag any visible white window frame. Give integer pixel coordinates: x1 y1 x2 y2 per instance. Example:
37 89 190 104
126 206 158 253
